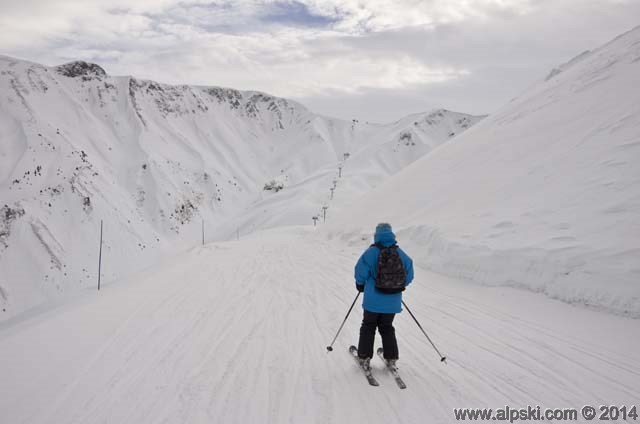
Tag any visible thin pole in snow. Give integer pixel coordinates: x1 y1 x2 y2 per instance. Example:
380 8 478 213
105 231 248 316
402 300 447 363
97 220 103 291
326 292 360 352
330 187 334 199
322 206 328 223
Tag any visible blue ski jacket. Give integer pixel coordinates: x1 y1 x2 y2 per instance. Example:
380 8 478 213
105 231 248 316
354 228 414 314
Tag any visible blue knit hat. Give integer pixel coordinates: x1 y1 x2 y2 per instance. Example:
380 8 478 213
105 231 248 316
375 222 392 234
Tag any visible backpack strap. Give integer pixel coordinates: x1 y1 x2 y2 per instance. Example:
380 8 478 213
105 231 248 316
371 242 397 249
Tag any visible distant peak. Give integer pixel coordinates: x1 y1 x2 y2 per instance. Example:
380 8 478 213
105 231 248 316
424 108 450 120
55 61 107 79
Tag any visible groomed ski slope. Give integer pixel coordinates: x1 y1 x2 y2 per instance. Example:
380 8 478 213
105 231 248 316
1 227 639 423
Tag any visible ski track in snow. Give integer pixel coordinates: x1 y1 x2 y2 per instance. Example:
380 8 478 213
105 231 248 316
1 228 639 423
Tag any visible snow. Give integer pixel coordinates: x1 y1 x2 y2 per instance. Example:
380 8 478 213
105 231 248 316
1 228 639 423
330 26 640 318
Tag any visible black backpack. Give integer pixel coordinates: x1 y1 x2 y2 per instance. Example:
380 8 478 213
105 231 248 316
372 243 406 294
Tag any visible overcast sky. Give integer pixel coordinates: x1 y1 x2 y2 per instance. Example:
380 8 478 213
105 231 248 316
1 0 639 123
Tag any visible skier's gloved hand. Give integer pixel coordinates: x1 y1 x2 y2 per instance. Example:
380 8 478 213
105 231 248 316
356 283 364 293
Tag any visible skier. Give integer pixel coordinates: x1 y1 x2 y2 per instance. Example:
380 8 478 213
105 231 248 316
354 223 414 370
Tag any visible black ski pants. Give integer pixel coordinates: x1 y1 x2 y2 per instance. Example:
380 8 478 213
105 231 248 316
357 310 398 360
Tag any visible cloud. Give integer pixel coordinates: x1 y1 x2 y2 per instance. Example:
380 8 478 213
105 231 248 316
301 0 538 33
261 1 338 27
0 0 638 122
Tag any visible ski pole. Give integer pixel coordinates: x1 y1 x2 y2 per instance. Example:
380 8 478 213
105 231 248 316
402 300 447 363
326 292 360 352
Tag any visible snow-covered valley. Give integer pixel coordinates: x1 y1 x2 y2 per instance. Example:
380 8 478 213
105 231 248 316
0 55 482 320
0 21 639 424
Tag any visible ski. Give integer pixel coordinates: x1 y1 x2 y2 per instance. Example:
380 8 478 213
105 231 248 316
377 348 407 389
349 345 379 386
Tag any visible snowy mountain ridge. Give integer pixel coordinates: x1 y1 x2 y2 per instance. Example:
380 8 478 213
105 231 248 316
0 55 484 320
